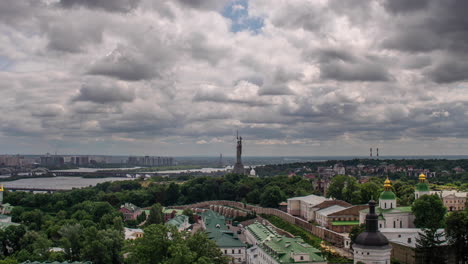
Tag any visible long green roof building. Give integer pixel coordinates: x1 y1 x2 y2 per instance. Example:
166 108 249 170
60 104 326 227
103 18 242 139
201 210 246 264
245 221 326 264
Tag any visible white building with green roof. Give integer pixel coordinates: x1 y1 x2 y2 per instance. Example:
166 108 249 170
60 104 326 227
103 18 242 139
415 173 430 199
245 222 326 264
359 178 415 229
166 214 190 231
201 210 246 264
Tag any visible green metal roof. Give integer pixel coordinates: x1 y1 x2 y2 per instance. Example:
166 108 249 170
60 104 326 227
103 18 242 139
202 210 245 248
246 222 279 242
162 208 183 215
331 221 360 226
361 206 412 214
166 215 188 229
415 182 430 192
379 191 396 200
262 236 325 263
247 222 325 263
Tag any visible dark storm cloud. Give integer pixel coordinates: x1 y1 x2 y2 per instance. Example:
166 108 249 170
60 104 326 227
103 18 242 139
59 0 141 12
74 82 135 104
87 47 156 81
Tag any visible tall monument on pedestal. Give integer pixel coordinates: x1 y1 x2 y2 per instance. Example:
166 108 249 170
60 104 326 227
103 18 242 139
0 184 4 205
232 132 245 175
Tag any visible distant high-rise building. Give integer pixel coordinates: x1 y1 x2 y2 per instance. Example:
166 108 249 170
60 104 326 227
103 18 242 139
370 148 373 157
40 153 64 167
377 148 379 157
127 156 174 167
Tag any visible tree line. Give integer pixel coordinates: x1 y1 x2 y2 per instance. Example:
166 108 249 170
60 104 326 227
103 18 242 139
0 174 314 263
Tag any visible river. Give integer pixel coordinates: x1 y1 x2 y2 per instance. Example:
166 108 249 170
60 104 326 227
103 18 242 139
0 176 136 190
0 166 248 190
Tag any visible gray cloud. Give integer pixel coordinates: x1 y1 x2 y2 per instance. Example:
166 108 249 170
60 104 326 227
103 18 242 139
2 0 468 155
426 59 468 83
320 60 392 82
59 0 140 12
382 0 430 14
46 19 104 53
175 0 230 11
87 46 156 81
74 81 135 104
192 89 271 107
382 0 468 54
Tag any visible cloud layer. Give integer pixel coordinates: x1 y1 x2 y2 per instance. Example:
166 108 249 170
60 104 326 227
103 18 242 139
1 0 468 156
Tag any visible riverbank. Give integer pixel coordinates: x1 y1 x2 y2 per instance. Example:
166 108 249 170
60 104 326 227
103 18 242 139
0 176 137 190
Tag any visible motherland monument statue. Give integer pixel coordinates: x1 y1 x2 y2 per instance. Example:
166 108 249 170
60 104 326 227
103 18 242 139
232 131 246 175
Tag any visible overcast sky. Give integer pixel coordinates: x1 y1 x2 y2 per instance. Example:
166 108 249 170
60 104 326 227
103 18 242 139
1 0 468 156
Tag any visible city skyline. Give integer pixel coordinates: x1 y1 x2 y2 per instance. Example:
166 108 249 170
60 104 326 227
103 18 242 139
1 0 468 156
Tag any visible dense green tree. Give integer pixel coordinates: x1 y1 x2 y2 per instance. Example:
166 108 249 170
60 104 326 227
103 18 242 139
165 183 180 205
412 195 446 229
16 231 51 262
260 186 286 208
182 208 196 224
219 181 238 201
445 210 468 263
327 175 360 203
81 227 123 264
58 224 83 261
136 211 147 224
185 231 229 264
146 203 164 225
0 225 26 257
359 182 381 204
415 228 446 264
126 224 228 264
245 189 261 204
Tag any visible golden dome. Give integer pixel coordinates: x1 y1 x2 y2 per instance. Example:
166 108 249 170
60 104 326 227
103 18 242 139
384 177 392 189
419 173 426 180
